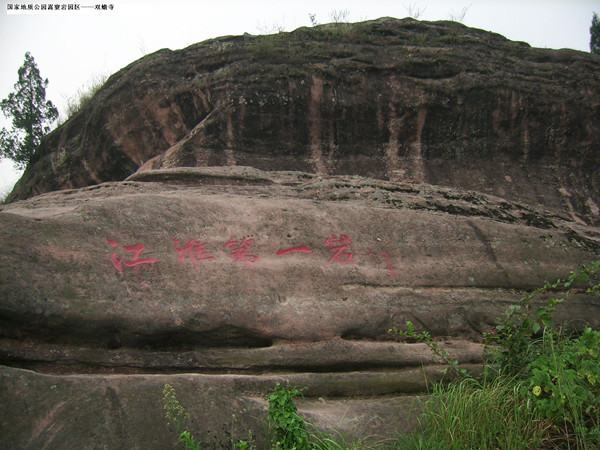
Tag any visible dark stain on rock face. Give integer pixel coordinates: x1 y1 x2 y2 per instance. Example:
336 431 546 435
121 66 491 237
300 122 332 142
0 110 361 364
7 18 599 227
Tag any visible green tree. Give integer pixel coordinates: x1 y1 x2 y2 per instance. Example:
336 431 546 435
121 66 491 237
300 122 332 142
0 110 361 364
591 12 600 55
0 52 58 168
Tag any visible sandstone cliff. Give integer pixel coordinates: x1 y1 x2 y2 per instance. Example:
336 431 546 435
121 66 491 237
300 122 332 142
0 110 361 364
1 166 599 448
7 18 600 226
1 18 600 449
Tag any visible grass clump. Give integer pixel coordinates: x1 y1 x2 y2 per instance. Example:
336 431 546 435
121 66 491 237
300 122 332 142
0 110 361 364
163 384 202 450
395 376 552 449
58 73 107 124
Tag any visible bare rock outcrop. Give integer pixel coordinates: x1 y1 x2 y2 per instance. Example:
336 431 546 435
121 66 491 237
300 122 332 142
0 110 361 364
7 18 600 226
1 167 600 447
2 17 600 449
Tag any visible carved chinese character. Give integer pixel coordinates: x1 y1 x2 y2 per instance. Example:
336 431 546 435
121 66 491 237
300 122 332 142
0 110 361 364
324 234 353 264
276 245 313 256
172 238 215 267
225 236 258 267
105 238 159 273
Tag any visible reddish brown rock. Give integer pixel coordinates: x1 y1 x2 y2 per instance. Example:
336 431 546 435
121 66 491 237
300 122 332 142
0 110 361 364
1 167 599 447
7 18 600 226
2 16 600 449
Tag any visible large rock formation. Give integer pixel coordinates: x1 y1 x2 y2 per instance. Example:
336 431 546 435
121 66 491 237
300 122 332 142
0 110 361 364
1 18 600 449
1 167 600 448
7 18 600 226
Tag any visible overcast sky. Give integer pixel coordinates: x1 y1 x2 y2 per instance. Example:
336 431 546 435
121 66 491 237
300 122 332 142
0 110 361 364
1 0 598 196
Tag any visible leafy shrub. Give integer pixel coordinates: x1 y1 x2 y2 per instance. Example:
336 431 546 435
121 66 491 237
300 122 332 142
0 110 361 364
233 431 257 450
394 260 600 449
526 328 600 446
485 260 600 374
178 431 202 450
264 382 311 450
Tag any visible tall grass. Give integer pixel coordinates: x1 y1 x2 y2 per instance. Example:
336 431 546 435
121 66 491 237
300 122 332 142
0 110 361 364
58 73 107 125
395 375 553 449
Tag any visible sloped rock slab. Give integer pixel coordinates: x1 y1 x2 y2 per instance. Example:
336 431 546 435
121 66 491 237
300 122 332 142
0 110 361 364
1 168 599 447
2 364 463 449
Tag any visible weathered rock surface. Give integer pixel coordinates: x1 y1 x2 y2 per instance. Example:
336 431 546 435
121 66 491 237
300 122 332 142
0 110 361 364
2 16 600 449
1 167 599 448
7 18 600 227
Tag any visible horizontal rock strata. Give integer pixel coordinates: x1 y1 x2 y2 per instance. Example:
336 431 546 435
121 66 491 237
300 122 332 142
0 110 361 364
1 167 599 447
3 16 600 449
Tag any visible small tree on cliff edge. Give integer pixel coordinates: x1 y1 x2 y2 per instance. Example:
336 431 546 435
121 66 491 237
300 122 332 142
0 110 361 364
591 12 600 54
0 52 58 168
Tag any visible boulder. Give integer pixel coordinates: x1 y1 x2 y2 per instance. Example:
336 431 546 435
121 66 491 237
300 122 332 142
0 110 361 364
1 167 599 447
7 18 600 227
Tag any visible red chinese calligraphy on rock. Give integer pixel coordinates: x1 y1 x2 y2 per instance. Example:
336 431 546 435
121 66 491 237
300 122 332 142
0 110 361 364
276 245 313 256
380 250 399 277
225 236 258 268
172 238 215 267
324 234 353 264
105 238 159 273
367 248 399 277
